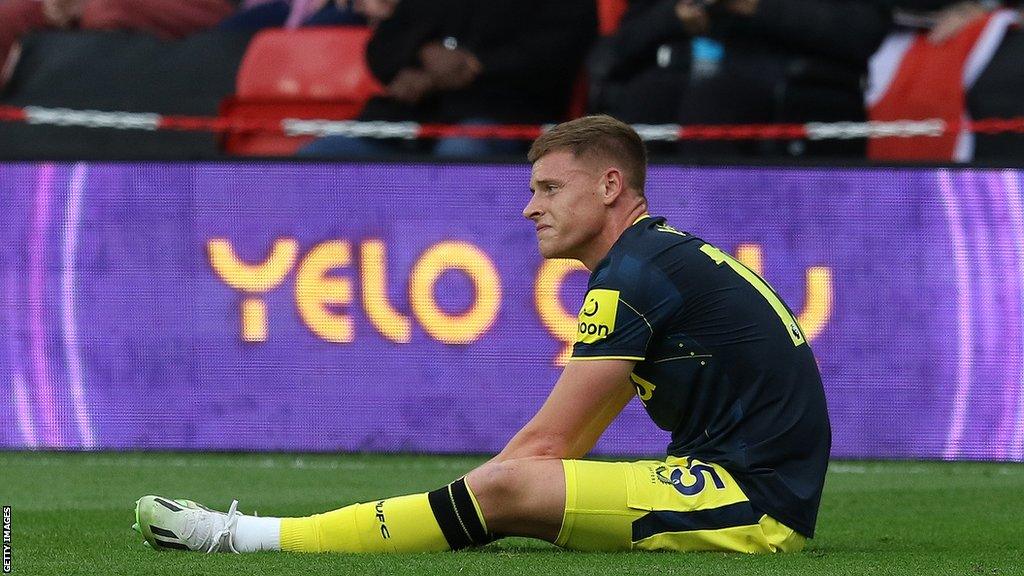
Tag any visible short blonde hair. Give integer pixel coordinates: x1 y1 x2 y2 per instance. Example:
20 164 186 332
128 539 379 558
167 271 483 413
528 115 647 195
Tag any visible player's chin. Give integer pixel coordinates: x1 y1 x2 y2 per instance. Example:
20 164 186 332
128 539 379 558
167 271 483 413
537 239 565 260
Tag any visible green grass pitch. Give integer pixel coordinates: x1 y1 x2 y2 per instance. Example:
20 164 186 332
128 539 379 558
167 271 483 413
1 452 1022 575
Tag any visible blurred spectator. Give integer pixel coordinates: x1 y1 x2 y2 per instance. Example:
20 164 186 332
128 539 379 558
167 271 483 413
679 0 893 158
867 2 1021 161
588 0 893 158
297 0 598 158
218 0 398 31
588 0 694 124
1 0 234 85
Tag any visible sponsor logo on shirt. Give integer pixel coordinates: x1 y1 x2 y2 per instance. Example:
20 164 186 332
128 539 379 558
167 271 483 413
577 289 619 343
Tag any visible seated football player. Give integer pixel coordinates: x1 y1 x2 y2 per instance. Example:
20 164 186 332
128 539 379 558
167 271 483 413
134 114 831 554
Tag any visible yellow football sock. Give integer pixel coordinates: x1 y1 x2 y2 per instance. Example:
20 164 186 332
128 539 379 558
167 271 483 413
279 478 492 553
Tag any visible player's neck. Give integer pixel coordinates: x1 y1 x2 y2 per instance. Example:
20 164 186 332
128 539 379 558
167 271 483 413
579 204 649 271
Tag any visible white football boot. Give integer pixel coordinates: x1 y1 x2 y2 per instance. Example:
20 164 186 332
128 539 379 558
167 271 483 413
133 495 241 553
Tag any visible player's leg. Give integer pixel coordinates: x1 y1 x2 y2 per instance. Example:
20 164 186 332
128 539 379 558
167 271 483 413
274 457 572 551
135 456 804 553
136 475 491 553
134 457 567 553
272 455 802 553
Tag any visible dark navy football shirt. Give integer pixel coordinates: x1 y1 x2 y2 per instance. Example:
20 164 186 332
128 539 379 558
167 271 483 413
572 215 831 538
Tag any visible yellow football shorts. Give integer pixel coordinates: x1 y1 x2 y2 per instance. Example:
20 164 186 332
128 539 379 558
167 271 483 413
555 456 806 553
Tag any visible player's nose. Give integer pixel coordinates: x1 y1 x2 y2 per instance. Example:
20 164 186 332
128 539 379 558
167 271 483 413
523 194 542 220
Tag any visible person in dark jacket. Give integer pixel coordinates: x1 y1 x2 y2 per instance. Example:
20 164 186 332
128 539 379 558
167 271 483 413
588 0 695 125
297 0 598 158
589 0 893 159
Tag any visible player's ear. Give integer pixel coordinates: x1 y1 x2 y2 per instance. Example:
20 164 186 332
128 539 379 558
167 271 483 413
601 167 625 206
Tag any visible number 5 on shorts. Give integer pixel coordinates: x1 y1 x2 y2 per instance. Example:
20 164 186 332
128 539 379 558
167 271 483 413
699 244 806 347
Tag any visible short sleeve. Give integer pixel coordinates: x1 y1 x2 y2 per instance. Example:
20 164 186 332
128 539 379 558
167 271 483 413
571 252 679 361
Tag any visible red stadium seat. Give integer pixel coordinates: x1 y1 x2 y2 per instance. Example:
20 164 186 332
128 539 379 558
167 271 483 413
222 26 384 156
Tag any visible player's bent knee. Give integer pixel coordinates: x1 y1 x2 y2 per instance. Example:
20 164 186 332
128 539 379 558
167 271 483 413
466 459 566 527
465 461 519 504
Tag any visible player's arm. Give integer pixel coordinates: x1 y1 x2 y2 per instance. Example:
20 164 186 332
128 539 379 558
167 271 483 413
491 358 637 462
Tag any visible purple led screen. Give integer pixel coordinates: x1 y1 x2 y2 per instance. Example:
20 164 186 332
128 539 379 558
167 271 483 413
1 162 1022 461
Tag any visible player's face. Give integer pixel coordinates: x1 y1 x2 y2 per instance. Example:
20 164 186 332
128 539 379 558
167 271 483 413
525 150 607 261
